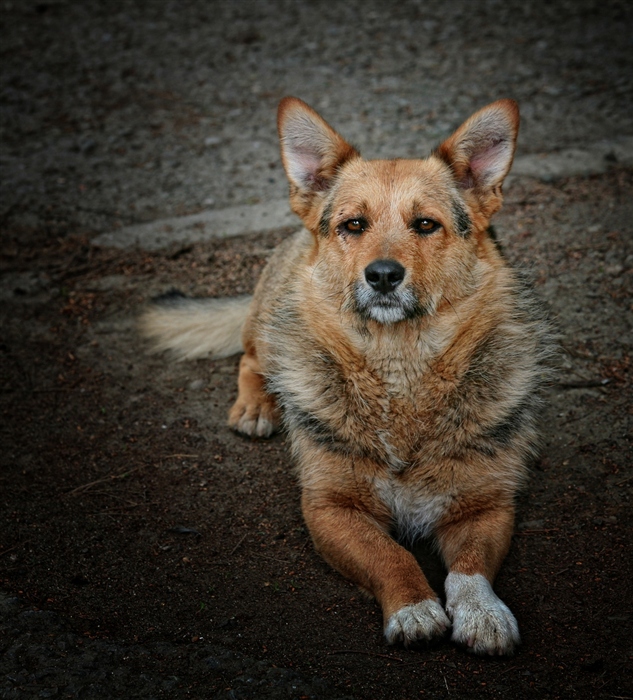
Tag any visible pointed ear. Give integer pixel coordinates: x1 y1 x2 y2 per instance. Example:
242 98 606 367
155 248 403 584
277 97 359 196
436 100 519 193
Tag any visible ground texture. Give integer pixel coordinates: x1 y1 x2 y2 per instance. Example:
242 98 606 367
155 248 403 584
1 1 632 699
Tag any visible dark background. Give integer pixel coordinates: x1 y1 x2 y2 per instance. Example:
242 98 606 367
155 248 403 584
1 1 632 698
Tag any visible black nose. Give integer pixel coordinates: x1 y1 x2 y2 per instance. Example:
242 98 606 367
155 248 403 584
364 259 405 294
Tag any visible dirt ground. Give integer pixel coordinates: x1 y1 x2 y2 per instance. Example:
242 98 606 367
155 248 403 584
1 1 633 699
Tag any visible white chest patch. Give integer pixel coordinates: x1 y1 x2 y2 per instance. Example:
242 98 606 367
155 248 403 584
373 477 451 541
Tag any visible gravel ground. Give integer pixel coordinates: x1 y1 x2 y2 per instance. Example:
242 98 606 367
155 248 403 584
2 0 632 231
1 1 632 699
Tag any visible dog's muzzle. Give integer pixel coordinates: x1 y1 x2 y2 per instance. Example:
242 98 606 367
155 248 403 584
355 259 424 324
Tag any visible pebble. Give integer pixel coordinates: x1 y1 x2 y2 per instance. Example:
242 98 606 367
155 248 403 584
518 520 545 530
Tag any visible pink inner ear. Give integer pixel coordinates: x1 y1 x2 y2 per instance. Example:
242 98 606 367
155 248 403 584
287 148 323 188
469 139 511 187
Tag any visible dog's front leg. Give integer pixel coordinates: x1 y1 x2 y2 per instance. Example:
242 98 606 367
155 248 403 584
301 488 450 646
436 503 521 656
228 350 279 438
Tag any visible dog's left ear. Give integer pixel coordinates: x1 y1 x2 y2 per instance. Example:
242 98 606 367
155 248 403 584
278 97 359 205
436 100 519 211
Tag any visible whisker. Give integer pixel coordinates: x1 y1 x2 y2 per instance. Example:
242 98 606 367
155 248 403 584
442 295 462 323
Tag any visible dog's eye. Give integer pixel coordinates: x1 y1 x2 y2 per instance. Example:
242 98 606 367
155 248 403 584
342 219 366 234
413 218 440 235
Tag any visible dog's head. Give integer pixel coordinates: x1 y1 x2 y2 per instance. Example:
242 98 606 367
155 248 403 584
277 97 519 324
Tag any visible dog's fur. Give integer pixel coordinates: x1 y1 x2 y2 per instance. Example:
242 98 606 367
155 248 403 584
141 98 555 655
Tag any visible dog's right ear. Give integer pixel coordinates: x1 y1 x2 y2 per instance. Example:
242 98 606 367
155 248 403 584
278 98 358 217
435 100 519 219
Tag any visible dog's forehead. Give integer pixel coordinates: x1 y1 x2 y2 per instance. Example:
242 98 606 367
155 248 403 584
334 157 457 211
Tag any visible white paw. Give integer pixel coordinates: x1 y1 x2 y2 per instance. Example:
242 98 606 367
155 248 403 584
384 599 451 646
235 413 275 438
228 399 278 438
445 573 520 656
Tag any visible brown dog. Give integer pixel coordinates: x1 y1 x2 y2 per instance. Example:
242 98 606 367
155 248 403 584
141 98 554 655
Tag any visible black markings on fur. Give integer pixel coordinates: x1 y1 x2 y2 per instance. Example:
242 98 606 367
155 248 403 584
457 273 557 457
403 301 427 320
462 334 501 393
486 225 504 254
283 402 352 455
354 302 428 324
464 441 498 458
485 401 533 446
453 201 471 237
285 404 332 440
432 148 476 190
432 145 451 167
319 201 333 237
442 334 526 455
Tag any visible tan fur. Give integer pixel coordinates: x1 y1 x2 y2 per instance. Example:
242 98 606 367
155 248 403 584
140 295 250 360
141 98 554 655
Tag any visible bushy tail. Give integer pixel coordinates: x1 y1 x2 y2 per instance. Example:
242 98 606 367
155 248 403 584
139 291 251 360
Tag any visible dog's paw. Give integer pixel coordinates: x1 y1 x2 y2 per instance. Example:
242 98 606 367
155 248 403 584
228 396 279 438
384 599 451 646
445 573 520 656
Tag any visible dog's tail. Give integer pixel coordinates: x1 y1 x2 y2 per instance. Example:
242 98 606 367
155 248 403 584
139 291 251 360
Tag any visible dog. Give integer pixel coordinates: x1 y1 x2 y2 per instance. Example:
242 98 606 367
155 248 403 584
141 97 554 655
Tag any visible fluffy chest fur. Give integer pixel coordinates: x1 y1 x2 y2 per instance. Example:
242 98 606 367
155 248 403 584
265 263 532 461
259 240 549 519
265 313 447 467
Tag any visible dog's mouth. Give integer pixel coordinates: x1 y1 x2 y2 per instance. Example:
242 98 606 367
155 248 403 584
353 283 427 324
